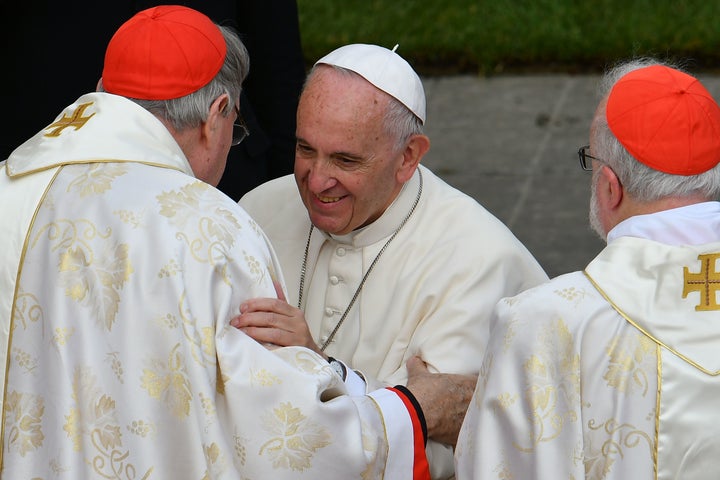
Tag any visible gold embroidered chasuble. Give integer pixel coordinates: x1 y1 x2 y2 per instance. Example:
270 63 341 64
0 161 58 425
586 237 720 479
456 234 720 479
1 93 425 478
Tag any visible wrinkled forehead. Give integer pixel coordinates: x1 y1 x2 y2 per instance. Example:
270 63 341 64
297 71 397 153
300 66 392 117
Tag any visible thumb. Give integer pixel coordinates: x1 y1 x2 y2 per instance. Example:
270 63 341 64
273 280 287 302
406 355 429 376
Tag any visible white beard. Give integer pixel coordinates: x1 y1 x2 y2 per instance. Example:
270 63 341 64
589 175 606 241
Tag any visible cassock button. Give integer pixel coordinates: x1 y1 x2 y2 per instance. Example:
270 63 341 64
336 247 346 256
324 307 334 316
329 275 339 285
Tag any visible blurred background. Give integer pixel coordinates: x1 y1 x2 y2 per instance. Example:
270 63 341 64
297 1 720 76
296 0 720 277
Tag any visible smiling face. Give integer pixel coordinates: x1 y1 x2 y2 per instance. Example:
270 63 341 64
294 67 409 235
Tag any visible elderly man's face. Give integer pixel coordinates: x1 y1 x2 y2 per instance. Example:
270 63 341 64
293 67 408 235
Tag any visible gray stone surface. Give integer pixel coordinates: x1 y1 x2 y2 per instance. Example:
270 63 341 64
420 73 720 277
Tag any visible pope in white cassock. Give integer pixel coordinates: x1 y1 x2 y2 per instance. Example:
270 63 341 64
234 43 548 480
455 60 720 479
0 6 476 479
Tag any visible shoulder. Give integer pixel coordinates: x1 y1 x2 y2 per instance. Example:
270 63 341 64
508 271 593 304
417 166 516 234
112 166 263 246
238 174 307 235
494 271 603 331
240 174 299 211
415 167 545 275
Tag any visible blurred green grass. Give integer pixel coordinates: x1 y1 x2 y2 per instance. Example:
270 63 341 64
297 0 720 75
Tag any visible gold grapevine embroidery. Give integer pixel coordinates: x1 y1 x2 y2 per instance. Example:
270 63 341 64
44 102 96 137
683 253 720 311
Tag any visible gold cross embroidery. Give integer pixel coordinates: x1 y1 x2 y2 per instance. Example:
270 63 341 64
683 253 720 311
44 102 96 138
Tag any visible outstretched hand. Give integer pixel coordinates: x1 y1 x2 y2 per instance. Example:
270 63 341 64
405 356 477 447
230 281 324 356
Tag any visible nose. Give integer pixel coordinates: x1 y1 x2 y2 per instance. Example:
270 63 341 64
306 160 338 193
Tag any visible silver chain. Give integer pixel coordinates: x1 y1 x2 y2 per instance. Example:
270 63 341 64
297 169 424 351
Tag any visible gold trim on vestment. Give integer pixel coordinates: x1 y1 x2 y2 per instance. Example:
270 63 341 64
654 344 661 480
1 165 62 470
7 159 186 179
583 270 720 376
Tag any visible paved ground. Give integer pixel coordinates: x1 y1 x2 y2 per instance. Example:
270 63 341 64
420 73 720 278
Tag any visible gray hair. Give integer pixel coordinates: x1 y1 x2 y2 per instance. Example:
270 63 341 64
304 64 424 154
592 57 720 202
99 25 249 130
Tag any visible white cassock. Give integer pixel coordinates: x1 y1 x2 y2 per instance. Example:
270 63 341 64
0 92 430 479
456 202 720 480
240 164 548 478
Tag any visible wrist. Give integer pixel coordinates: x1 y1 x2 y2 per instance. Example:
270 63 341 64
327 356 347 381
392 385 427 445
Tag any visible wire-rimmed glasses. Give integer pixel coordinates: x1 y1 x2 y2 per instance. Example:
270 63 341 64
577 145 602 171
232 105 250 146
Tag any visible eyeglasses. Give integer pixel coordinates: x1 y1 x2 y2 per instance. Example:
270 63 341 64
577 145 603 171
232 105 250 146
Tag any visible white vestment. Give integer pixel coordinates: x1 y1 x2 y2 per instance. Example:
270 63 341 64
456 202 720 479
1 93 429 479
240 165 548 478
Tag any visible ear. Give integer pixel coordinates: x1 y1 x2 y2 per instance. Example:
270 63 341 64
597 164 624 211
200 93 232 147
396 134 431 183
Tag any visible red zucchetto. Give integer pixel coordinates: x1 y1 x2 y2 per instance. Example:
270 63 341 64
607 65 720 175
102 5 226 100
